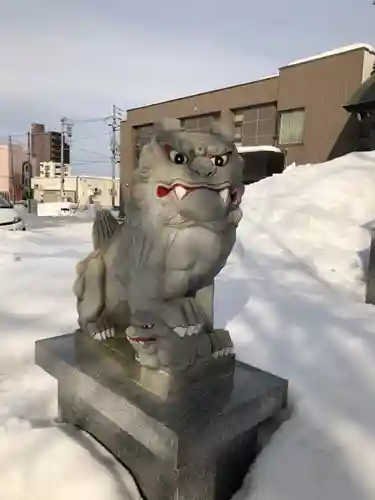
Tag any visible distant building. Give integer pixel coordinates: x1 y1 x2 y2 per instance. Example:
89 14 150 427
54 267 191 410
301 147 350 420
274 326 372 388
30 123 70 177
39 161 71 178
120 43 375 204
31 175 120 207
0 143 25 201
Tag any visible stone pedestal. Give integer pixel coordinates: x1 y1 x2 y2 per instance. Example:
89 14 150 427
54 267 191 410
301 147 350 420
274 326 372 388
35 333 288 500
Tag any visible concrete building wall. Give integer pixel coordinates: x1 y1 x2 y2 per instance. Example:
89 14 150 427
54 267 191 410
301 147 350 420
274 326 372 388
0 143 25 196
78 177 120 207
31 176 120 207
120 76 279 201
362 50 375 83
0 145 10 192
276 49 370 165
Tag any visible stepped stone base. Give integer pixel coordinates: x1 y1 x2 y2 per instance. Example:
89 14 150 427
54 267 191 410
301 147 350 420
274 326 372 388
35 333 288 500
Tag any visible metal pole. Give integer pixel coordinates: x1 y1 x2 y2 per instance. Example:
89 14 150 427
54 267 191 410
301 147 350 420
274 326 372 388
60 117 65 201
111 104 116 208
27 131 32 213
8 135 15 204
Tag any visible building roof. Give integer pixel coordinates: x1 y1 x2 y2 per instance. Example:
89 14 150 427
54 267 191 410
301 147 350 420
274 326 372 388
126 75 278 113
237 145 282 153
126 43 374 114
284 43 375 68
344 71 375 112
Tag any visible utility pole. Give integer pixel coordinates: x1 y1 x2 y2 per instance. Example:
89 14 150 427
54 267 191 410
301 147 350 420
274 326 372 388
26 130 32 213
60 117 66 202
8 136 15 204
109 105 124 209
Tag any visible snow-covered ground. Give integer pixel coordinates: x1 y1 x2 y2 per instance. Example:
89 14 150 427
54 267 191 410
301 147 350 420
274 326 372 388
1 151 375 500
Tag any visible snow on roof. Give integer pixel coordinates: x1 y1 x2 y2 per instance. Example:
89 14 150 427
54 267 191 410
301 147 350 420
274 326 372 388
237 145 282 153
285 43 375 68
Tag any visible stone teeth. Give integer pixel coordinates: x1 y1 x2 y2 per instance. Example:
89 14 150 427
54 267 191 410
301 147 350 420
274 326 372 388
219 188 230 205
174 186 187 200
173 326 187 338
186 325 199 336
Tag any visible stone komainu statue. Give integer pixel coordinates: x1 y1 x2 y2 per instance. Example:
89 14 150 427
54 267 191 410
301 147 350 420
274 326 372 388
73 118 244 371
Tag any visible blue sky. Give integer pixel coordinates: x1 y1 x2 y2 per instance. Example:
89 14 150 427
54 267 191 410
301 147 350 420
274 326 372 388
0 0 373 175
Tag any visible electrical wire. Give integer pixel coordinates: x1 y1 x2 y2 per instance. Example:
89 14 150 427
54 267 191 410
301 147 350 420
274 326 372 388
72 160 112 165
69 131 111 142
73 148 110 159
66 116 111 124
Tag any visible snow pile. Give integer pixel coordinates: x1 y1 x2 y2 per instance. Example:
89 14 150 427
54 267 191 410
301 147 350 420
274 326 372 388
1 150 375 499
216 151 375 500
0 220 142 500
36 201 77 217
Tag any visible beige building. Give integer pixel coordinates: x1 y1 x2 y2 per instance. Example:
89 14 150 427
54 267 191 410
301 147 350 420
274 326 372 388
31 175 120 207
0 143 25 200
39 161 71 178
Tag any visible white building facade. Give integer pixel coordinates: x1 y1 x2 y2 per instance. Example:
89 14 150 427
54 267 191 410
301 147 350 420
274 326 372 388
39 161 71 178
31 175 120 207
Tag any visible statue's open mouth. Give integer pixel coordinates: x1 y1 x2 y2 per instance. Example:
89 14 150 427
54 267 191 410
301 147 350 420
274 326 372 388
156 182 242 205
129 336 156 343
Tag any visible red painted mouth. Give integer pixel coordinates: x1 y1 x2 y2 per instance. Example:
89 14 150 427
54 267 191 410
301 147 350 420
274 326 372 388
128 337 156 343
156 183 241 205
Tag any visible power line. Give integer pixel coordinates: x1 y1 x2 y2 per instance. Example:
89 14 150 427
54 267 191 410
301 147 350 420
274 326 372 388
67 116 111 124
73 148 110 159
73 160 112 165
69 131 111 142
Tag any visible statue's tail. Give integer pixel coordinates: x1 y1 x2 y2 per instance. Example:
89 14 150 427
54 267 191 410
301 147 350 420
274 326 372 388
92 209 120 249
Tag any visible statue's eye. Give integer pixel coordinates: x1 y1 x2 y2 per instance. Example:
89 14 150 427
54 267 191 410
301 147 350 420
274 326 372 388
211 154 230 167
169 150 189 165
141 324 154 330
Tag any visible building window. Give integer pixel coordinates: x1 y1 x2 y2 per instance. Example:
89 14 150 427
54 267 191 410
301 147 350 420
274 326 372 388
180 113 220 133
232 105 277 147
278 109 305 145
134 124 154 161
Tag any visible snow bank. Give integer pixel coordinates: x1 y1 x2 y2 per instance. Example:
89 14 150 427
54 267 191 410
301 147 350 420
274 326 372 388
37 201 75 217
1 150 375 499
215 151 375 500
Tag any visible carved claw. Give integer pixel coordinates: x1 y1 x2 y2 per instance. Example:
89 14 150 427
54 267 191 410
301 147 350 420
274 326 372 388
212 346 234 358
91 327 116 341
209 329 235 359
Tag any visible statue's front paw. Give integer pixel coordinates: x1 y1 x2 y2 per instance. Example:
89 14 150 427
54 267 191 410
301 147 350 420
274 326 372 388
135 351 160 369
81 320 116 341
209 329 235 358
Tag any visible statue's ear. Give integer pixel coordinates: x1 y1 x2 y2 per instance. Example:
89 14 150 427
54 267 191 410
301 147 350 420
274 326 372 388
210 119 234 143
153 118 181 137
